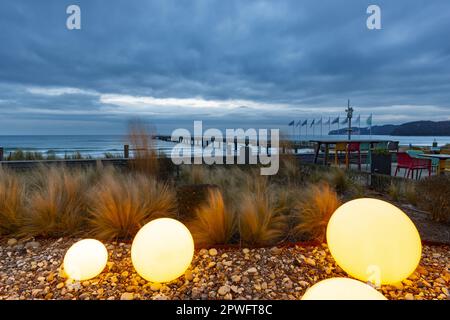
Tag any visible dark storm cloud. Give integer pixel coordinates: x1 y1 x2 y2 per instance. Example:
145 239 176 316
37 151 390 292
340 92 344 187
0 0 449 134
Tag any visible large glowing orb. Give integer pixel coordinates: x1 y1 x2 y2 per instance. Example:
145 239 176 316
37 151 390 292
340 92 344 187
326 198 422 285
301 278 387 300
63 239 108 281
131 218 194 283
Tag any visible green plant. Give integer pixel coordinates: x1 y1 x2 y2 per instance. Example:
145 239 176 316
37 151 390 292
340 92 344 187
0 169 26 235
293 183 341 242
416 175 450 222
88 172 176 239
187 188 236 246
372 148 390 156
46 150 58 160
7 150 45 161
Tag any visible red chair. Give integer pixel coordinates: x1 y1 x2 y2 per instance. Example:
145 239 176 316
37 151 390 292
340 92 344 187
346 142 361 170
394 152 431 179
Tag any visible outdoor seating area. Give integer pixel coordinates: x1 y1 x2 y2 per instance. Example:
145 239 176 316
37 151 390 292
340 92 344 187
311 139 449 179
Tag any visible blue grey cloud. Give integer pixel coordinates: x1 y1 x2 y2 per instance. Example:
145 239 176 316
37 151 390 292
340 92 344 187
0 0 449 134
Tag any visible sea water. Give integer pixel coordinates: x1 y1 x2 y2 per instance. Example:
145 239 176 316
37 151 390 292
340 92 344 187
0 134 449 159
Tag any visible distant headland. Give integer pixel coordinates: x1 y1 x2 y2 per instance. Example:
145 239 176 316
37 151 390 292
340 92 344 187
329 120 450 136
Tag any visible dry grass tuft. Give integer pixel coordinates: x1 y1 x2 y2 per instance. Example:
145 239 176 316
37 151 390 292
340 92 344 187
416 175 450 222
293 183 341 242
238 178 288 246
88 171 176 239
0 169 26 235
20 167 90 237
388 182 401 202
181 165 208 185
187 188 236 246
128 119 159 176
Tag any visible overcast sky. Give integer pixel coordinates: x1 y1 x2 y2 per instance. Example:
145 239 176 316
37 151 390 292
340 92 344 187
1 0 449 135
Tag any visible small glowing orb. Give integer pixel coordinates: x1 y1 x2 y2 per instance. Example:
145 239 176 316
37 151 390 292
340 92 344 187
63 239 108 281
131 218 194 283
327 198 422 285
301 278 387 300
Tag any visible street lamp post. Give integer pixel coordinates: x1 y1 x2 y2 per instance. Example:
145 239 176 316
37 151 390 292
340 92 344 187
345 99 353 140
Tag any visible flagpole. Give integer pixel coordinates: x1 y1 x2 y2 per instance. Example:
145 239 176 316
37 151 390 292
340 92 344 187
292 121 294 141
358 115 361 138
328 117 331 135
320 117 323 136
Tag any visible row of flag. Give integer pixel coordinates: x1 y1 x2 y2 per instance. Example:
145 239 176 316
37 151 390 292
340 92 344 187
288 114 373 128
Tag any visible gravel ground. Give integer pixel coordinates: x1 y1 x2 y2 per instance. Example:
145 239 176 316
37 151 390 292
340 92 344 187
0 238 449 300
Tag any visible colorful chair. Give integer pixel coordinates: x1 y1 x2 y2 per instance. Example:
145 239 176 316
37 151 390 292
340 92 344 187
334 142 347 166
346 142 361 170
360 142 371 170
406 150 439 173
395 152 431 179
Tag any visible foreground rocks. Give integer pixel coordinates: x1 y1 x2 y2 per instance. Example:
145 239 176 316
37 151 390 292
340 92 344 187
0 238 449 300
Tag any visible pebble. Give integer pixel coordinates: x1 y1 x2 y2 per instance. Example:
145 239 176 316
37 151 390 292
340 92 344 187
247 267 258 274
25 241 41 250
404 293 414 300
151 283 162 291
120 292 134 300
185 270 194 281
0 238 448 301
304 258 316 267
7 238 18 246
218 285 230 295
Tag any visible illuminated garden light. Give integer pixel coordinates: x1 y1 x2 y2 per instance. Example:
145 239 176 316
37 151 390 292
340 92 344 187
326 198 422 285
131 218 194 283
63 239 108 281
301 277 387 300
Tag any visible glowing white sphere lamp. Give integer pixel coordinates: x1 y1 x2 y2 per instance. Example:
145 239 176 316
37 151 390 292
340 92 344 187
302 278 387 300
63 239 108 281
326 198 422 285
131 218 194 283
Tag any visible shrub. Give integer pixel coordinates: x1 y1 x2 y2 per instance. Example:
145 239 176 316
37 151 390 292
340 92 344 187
238 180 288 246
21 167 90 237
388 182 401 202
293 183 341 242
403 181 418 206
416 175 450 222
88 172 176 239
278 155 301 185
187 188 236 246
7 150 45 161
326 168 352 194
181 165 208 185
0 169 26 235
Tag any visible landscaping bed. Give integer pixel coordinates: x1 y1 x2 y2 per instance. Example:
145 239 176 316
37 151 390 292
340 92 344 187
0 238 448 300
